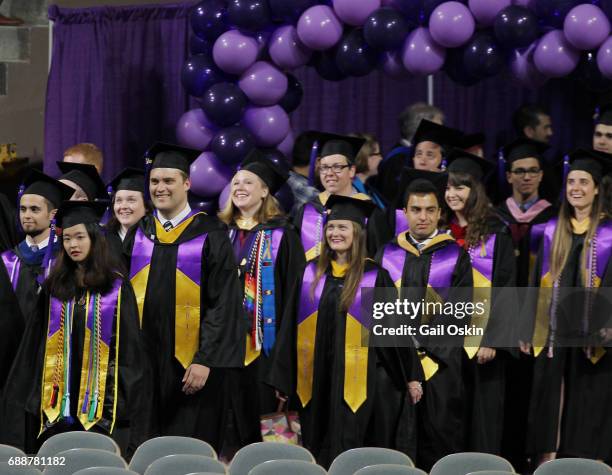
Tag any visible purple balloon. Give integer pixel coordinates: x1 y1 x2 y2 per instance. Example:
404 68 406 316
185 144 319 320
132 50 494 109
297 5 344 51
597 36 612 79
190 152 233 198
513 0 535 8
511 43 548 88
534 29 580 77
181 55 224 98
382 50 412 79
243 106 291 147
277 130 295 158
429 1 475 48
274 183 295 213
333 0 381 26
269 25 313 70
564 4 611 51
238 61 288 106
190 198 218 214
402 27 446 75
213 30 259 75
191 0 227 42
176 109 217 150
218 182 232 209
468 0 511 26
211 125 255 165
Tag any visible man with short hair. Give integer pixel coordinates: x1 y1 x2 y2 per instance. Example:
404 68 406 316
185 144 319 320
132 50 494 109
58 162 107 201
63 143 104 174
593 104 612 154
512 104 553 144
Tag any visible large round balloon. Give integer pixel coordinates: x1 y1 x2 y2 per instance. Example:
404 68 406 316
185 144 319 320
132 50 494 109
468 0 511 26
201 82 248 128
190 152 233 198
364 7 411 51
190 197 218 214
597 35 612 79
243 106 291 147
493 5 538 50
402 27 446 75
277 130 295 158
429 1 475 48
279 74 304 113
510 42 548 89
269 0 318 23
313 48 348 81
297 5 344 51
333 0 381 26
259 148 291 172
218 182 232 209
238 61 288 106
573 50 610 92
190 35 211 56
390 0 423 24
227 0 272 32
176 109 217 151
382 50 412 79
213 30 259 75
336 29 379 77
444 46 480 86
274 183 295 213
463 31 505 78
533 29 580 77
211 126 255 165
535 0 581 29
191 0 227 42
563 4 610 51
269 25 313 70
181 55 224 98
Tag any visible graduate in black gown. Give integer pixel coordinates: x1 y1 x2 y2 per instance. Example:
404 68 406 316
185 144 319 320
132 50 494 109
375 171 472 471
269 195 423 468
527 149 612 466
0 192 18 252
444 150 517 455
122 143 244 451
58 161 107 202
217 150 305 448
1 201 151 457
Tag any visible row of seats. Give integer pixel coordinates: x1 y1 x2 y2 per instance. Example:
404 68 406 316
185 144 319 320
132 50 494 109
0 432 610 475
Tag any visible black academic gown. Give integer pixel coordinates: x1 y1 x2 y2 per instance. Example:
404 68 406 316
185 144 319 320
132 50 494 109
0 193 18 253
267 260 421 468
0 259 23 393
123 213 244 451
0 278 150 458
367 206 400 256
224 217 305 447
372 144 413 204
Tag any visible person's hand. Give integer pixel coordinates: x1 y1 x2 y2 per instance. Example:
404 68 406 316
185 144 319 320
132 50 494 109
407 381 423 404
600 328 612 344
477 347 496 364
182 364 210 395
275 390 288 403
519 340 532 355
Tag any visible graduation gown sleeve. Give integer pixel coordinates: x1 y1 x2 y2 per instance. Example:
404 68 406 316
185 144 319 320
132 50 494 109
0 260 24 390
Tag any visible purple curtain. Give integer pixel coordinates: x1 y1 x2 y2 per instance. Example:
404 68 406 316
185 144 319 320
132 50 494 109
45 2 194 181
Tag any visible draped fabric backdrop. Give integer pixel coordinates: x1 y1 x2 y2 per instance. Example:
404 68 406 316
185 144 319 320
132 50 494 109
45 2 603 182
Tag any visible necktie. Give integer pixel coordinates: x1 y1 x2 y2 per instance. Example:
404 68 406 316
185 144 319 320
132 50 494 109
163 221 173 232
30 245 39 253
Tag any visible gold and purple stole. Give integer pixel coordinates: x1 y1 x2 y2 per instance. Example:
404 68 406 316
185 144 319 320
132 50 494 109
40 279 122 433
529 222 547 281
296 262 378 413
382 233 460 380
1 250 20 291
129 211 208 369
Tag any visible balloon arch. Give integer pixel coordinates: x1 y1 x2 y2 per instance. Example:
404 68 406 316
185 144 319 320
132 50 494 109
176 0 612 211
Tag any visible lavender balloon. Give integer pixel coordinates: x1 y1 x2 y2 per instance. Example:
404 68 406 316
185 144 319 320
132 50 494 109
564 4 611 51
176 109 217 151
382 50 412 79
333 0 381 26
534 29 580 77
511 44 548 88
429 2 475 48
297 5 344 51
243 105 291 147
597 36 612 79
213 30 259 75
468 0 511 26
269 25 313 70
218 181 232 210
238 61 288 106
402 27 446 75
190 152 232 198
277 130 295 158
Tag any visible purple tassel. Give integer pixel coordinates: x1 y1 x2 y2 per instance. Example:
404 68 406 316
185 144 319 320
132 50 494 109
81 390 90 414
441 158 447 171
560 154 570 201
144 152 153 202
307 140 319 187
15 184 25 234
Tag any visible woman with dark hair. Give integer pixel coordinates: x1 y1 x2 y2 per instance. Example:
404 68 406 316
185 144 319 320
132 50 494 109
0 201 151 457
268 195 422 468
444 149 517 455
351 133 385 209
527 150 612 466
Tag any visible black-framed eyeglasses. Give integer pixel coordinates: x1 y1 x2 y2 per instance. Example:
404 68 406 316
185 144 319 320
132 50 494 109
320 164 351 174
510 168 542 177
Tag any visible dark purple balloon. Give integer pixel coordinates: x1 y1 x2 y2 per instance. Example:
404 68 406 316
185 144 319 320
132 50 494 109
494 5 538 49
201 82 248 127
259 148 291 173
364 7 410 51
463 31 505 79
190 196 219 214
274 183 295 213
444 47 480 86
422 0 450 19
181 55 224 98
190 0 228 42
211 126 256 165
227 0 272 32
573 50 610 92
535 0 581 29
390 0 424 24
313 48 348 81
336 29 379 77
190 35 211 55
269 0 318 22
279 74 304 113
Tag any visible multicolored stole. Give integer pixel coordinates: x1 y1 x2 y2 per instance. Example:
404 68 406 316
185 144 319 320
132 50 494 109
40 279 122 434
1 250 21 291
129 212 208 369
243 228 284 366
296 262 377 413
384 233 460 380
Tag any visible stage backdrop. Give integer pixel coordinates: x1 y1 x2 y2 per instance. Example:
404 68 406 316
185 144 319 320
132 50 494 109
45 1 601 182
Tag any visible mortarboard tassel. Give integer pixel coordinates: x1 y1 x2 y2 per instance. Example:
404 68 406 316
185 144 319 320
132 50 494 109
560 154 570 201
38 218 56 286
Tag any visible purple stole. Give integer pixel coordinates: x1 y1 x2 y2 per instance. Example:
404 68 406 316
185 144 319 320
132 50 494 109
1 250 20 291
296 262 378 413
395 209 409 236
301 203 325 261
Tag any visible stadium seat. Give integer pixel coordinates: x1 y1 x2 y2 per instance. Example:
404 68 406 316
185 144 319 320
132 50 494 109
37 431 120 458
41 448 127 475
128 436 217 474
328 447 414 475
533 458 612 475
429 453 515 475
143 454 226 475
229 442 314 475
355 465 427 475
247 459 326 475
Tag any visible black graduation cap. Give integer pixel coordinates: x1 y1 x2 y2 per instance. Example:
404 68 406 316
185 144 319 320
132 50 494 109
397 168 448 208
567 148 612 183
502 137 549 168
55 200 109 230
108 167 145 194
446 148 495 180
57 162 107 201
146 142 201 175
595 103 612 126
21 169 75 209
412 120 463 148
315 132 366 164
459 132 485 150
325 194 376 226
240 149 289 195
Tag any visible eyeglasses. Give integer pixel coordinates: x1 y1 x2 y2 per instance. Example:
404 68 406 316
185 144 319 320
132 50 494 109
320 164 350 174
510 168 542 177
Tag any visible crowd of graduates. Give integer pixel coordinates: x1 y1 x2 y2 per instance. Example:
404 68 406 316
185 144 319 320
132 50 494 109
0 101 611 473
